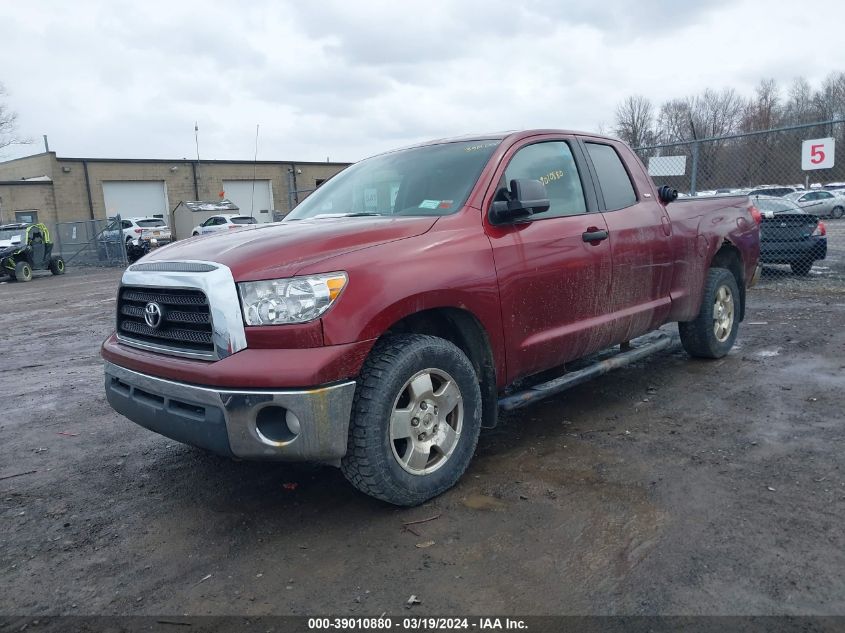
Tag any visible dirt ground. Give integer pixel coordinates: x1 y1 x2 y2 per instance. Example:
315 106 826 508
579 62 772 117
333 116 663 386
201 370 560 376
1 239 844 617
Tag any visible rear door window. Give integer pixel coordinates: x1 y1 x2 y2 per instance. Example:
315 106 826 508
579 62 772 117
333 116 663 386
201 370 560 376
585 143 637 211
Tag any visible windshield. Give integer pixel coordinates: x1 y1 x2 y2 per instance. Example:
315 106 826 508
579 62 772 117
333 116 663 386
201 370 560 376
137 219 166 228
285 140 502 221
0 227 25 243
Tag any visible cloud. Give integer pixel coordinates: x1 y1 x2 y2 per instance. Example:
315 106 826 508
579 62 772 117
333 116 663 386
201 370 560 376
0 0 842 163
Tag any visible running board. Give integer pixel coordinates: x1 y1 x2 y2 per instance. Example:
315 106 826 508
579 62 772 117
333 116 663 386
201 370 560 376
498 331 676 411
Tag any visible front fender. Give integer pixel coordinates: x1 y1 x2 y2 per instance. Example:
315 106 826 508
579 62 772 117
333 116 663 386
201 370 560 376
303 213 507 386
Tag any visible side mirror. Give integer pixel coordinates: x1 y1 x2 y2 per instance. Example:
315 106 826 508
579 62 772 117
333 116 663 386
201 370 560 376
490 178 551 224
657 185 678 204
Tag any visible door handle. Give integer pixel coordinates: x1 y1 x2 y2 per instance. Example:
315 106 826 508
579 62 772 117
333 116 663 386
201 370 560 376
582 229 608 242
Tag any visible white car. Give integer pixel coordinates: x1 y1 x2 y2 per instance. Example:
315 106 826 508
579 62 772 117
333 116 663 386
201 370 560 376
105 217 171 246
784 190 845 219
191 214 258 236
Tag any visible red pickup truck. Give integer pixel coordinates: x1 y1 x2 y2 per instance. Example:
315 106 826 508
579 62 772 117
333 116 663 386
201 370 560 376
102 130 760 506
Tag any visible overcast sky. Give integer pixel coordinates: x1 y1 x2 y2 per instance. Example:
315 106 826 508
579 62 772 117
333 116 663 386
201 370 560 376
1 0 843 163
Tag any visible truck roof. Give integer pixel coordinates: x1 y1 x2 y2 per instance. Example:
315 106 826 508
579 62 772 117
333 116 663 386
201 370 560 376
384 129 608 155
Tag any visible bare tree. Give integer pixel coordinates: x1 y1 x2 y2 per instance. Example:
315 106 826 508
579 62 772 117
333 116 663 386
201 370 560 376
613 95 655 148
655 98 692 143
812 71 845 122
0 83 29 152
742 79 781 132
784 77 815 124
621 74 845 189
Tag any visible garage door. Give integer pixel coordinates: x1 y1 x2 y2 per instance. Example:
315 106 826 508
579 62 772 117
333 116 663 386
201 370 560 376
102 181 168 219
222 180 273 223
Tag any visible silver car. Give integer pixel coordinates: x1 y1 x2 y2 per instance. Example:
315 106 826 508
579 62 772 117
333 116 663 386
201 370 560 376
784 190 845 219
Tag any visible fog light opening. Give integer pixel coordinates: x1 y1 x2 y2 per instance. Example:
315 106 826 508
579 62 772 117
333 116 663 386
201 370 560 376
255 405 299 444
285 409 301 435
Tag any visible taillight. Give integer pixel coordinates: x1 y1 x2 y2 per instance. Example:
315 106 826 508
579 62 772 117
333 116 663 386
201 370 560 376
228 224 239 229
749 204 762 225
134 228 143 233
813 221 826 237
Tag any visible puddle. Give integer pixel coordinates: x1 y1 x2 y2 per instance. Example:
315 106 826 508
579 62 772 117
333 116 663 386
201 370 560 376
462 494 506 511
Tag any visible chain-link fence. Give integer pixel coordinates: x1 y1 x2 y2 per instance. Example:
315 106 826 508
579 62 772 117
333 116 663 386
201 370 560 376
52 216 128 268
635 120 845 288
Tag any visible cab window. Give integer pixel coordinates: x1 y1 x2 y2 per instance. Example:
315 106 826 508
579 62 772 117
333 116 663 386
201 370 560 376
500 142 587 219
585 142 637 211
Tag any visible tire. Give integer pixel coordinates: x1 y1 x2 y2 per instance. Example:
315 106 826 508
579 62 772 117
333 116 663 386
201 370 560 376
49 257 65 275
790 259 813 276
192 232 199 237
678 267 740 359
831 206 844 219
14 261 32 282
341 334 482 506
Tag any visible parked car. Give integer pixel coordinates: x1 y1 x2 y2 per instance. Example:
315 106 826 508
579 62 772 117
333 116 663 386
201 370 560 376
0 222 66 281
784 190 845 219
99 217 172 263
191 214 258 236
747 186 799 198
102 129 760 506
104 217 172 247
754 196 827 275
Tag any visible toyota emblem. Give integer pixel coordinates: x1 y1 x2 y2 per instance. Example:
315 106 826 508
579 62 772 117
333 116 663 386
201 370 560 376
144 302 164 329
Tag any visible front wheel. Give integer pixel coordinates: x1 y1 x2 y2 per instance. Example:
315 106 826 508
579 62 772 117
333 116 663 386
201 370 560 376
341 334 482 506
14 261 33 282
49 257 65 275
679 267 740 359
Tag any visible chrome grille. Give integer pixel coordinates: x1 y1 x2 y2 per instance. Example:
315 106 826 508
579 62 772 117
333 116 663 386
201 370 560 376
117 286 214 355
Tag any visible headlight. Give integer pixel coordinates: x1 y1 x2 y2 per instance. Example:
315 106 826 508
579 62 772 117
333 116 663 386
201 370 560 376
238 272 348 325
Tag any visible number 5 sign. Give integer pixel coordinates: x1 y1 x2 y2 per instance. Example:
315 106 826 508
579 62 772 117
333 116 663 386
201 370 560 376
802 137 835 170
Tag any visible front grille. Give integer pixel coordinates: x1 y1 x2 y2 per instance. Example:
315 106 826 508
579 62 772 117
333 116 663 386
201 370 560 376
129 262 217 273
117 286 215 355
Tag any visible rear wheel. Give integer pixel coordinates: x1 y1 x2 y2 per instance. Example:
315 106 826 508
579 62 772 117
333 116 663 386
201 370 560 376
341 334 482 506
192 231 199 236
49 257 65 275
831 206 844 219
679 267 740 359
14 261 33 282
790 259 813 276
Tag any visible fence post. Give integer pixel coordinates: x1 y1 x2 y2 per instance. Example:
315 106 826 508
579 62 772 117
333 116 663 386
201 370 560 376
54 222 62 259
117 214 127 266
287 169 296 211
690 141 699 196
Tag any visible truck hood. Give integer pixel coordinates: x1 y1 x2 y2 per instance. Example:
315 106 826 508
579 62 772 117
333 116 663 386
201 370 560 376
143 215 438 280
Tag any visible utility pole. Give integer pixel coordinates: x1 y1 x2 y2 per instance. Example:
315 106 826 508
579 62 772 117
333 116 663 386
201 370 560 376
194 122 201 198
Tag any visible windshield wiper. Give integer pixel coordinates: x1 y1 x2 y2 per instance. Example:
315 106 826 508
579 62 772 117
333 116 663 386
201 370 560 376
287 212 383 221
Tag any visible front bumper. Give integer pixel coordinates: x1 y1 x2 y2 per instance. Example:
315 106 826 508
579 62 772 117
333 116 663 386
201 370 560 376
104 361 356 462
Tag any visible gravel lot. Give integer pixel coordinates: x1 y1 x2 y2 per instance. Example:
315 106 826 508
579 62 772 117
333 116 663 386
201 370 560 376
1 229 844 617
